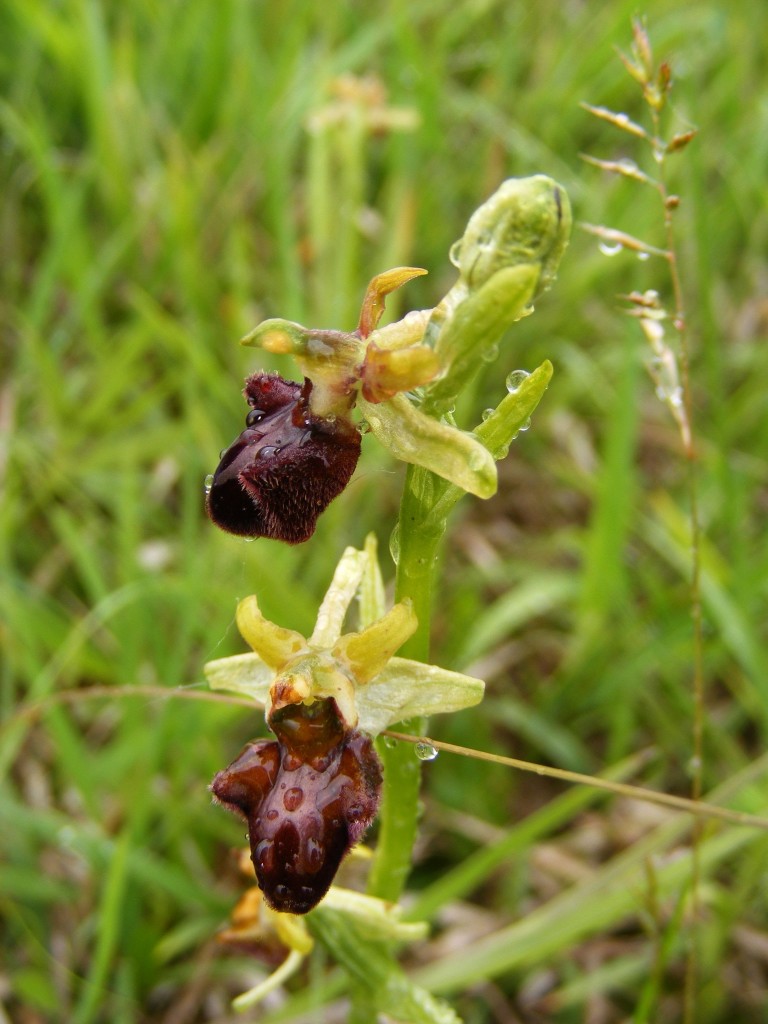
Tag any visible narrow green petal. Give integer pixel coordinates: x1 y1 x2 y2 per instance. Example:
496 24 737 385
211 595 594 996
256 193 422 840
204 652 274 703
310 546 368 647
356 658 485 735
236 595 307 669
360 394 497 498
358 533 387 628
333 600 417 683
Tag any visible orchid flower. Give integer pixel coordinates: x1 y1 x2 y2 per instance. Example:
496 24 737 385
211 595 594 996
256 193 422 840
206 536 483 915
206 175 571 542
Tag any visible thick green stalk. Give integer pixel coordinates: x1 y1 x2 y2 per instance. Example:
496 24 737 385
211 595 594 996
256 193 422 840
367 463 444 900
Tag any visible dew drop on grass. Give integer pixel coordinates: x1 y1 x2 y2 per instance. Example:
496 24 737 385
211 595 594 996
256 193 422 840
518 417 532 433
415 741 438 761
506 369 530 392
481 408 494 421
481 343 499 362
203 474 214 495
598 241 624 257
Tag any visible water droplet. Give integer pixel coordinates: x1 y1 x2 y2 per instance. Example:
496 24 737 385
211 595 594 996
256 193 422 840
598 241 624 257
448 239 463 268
283 786 304 811
258 445 282 458
203 474 214 495
637 251 650 262
389 524 401 565
255 839 275 871
506 369 530 392
518 417 532 433
481 407 494 421
481 343 499 362
383 735 398 749
415 740 438 761
306 837 324 871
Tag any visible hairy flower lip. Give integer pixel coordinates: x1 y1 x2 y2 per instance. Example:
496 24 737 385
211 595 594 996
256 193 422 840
206 372 361 543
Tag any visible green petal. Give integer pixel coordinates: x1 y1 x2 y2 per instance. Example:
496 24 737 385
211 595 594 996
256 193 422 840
237 595 307 669
310 546 368 647
204 652 274 703
332 600 417 683
356 657 485 735
360 393 497 498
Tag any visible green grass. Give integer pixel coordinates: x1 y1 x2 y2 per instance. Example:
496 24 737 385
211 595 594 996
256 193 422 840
2 1 768 1021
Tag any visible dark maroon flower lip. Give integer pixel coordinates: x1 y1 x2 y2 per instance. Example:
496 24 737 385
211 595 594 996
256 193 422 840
211 699 382 915
206 373 361 544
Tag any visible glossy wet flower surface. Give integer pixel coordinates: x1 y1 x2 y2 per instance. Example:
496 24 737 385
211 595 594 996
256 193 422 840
211 698 381 915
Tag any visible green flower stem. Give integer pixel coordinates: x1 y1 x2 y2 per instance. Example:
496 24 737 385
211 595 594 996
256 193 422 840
367 463 444 901
367 362 553 901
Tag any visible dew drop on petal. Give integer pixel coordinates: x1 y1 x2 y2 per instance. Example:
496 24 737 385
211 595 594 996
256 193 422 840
203 474 214 495
506 369 530 393
415 741 438 761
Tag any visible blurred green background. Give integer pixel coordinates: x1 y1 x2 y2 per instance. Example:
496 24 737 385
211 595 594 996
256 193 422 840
2 0 768 1021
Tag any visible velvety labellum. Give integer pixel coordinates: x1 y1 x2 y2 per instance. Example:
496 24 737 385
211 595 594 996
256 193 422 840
206 373 361 544
211 699 382 915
